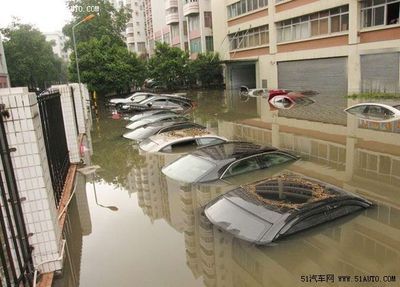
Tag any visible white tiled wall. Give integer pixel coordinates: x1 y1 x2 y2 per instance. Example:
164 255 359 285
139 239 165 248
0 87 63 273
51 85 80 163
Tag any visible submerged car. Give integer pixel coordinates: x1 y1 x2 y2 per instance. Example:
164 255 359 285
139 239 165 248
269 93 315 110
204 175 372 245
162 142 299 183
122 95 194 113
139 129 227 153
108 92 157 108
125 113 187 130
240 86 288 98
128 110 177 123
123 121 206 142
344 103 400 122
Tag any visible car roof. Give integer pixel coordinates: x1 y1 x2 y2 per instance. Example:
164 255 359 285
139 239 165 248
147 128 214 145
191 141 277 162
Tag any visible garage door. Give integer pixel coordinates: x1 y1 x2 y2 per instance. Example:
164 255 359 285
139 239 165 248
361 53 399 93
229 63 256 89
278 57 348 94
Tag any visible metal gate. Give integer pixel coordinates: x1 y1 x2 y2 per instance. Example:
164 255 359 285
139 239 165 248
0 105 34 286
37 90 70 207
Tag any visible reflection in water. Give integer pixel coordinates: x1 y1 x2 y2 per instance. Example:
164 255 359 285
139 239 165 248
58 90 399 286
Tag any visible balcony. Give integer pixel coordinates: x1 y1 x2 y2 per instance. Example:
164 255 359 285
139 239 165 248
126 36 135 43
166 13 179 25
165 0 178 10
183 1 199 16
126 26 134 34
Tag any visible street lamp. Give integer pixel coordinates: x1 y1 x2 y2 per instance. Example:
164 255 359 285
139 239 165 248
72 14 95 92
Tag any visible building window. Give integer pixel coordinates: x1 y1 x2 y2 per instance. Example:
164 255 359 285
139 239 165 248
227 0 268 19
190 38 202 53
277 5 349 43
189 15 199 32
183 20 188 36
167 7 178 15
228 25 269 50
206 36 214 51
164 32 171 44
361 0 400 28
171 24 180 39
183 0 198 4
204 11 212 28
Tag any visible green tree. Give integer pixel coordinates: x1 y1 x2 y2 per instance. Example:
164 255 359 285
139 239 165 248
69 35 146 94
191 52 223 88
1 23 67 89
147 42 191 90
63 0 130 49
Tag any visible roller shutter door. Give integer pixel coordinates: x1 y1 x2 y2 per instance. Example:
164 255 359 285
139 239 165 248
229 63 256 89
361 53 399 93
278 57 348 94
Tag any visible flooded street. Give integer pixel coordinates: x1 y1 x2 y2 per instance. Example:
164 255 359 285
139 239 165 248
56 90 400 287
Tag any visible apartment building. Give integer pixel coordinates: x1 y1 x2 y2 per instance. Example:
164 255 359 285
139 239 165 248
212 0 400 94
165 0 214 57
125 0 147 55
44 31 69 62
0 35 9 88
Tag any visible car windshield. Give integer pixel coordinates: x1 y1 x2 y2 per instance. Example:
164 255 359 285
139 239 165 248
205 195 273 242
162 155 216 182
139 138 159 151
139 96 158 104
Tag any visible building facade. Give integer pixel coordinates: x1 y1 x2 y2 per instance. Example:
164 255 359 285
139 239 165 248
212 0 400 93
125 0 147 55
0 35 10 88
44 31 69 62
165 0 214 57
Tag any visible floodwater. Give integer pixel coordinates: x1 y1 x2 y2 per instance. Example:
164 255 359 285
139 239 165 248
54 90 400 287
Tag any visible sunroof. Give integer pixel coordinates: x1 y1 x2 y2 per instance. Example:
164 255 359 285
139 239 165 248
241 175 338 210
194 142 270 160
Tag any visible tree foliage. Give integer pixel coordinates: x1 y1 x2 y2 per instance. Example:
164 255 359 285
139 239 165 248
191 52 223 88
146 43 223 90
1 23 67 89
69 35 146 95
147 42 191 90
63 0 130 49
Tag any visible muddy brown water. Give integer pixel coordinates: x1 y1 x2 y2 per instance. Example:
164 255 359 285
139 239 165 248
54 90 400 287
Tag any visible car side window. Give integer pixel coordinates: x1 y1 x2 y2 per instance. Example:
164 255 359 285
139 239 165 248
223 158 259 178
258 153 293 168
161 139 198 153
197 138 225 146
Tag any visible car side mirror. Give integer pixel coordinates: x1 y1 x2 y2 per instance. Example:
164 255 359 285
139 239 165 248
147 103 153 107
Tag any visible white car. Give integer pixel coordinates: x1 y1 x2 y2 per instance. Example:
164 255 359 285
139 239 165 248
139 129 227 153
108 92 157 107
344 103 400 123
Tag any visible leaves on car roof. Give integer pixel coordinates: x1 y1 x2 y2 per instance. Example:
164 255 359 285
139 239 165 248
166 128 210 138
241 174 334 210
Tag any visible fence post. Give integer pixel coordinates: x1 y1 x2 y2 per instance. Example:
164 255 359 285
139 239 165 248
0 87 64 275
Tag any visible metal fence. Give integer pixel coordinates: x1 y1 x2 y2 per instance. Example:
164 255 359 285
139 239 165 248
37 90 70 207
0 105 34 286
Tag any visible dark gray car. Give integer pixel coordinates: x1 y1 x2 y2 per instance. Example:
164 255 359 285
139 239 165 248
161 142 300 183
204 175 372 245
